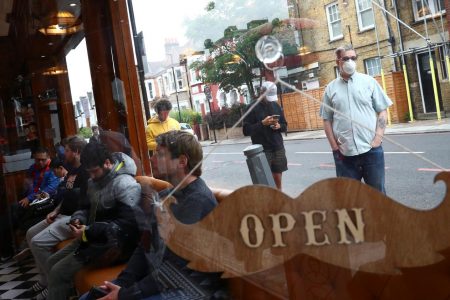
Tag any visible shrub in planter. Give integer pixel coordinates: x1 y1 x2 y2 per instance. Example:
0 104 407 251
203 103 246 130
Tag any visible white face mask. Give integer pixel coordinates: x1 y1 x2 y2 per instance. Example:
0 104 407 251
342 60 356 75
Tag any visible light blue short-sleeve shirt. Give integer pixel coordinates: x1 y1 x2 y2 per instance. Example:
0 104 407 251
320 72 392 156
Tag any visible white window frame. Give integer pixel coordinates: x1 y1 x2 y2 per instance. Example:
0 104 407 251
325 2 343 41
412 0 446 21
365 57 382 77
175 69 183 90
356 0 375 31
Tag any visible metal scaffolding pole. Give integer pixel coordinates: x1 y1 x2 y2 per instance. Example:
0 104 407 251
421 0 442 120
392 0 414 122
372 0 392 126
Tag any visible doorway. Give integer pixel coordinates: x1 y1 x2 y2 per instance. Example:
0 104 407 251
417 51 443 113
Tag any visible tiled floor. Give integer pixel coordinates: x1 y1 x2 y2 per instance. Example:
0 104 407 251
0 258 39 300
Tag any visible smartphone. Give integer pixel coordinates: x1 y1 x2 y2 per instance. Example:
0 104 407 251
272 114 280 121
89 286 108 299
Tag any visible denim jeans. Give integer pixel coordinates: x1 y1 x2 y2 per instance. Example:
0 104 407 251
333 146 386 194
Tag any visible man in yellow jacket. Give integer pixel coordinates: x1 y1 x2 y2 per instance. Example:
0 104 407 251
146 98 181 155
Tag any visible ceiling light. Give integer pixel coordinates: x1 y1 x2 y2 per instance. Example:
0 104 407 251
38 11 82 36
69 3 77 7
42 67 68 76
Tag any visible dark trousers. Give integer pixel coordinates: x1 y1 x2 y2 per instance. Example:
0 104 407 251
333 146 386 194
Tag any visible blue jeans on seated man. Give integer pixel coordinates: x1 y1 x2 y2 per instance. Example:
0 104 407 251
333 146 386 194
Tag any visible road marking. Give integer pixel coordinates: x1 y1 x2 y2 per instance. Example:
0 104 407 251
205 152 242 155
288 163 303 166
320 163 335 168
418 168 450 172
295 151 424 154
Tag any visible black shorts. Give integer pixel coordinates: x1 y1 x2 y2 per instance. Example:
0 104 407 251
264 148 288 173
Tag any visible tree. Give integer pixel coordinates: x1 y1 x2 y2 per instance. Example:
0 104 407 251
190 30 265 99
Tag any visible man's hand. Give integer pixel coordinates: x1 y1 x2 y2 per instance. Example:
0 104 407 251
98 281 121 300
46 211 58 224
69 224 86 240
261 116 277 126
271 122 281 130
18 197 30 208
371 135 383 148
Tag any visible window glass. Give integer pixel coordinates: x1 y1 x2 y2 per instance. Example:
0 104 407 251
413 0 446 20
326 2 343 40
356 0 374 30
365 57 382 76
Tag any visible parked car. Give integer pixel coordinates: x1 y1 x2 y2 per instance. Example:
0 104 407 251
180 123 197 139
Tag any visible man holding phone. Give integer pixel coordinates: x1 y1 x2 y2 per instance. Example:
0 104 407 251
24 136 89 300
243 81 288 190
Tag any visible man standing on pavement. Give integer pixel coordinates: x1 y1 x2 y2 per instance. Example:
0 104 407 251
320 44 392 194
45 142 141 300
145 97 181 156
243 81 288 190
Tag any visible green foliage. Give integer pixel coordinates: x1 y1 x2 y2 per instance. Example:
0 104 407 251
204 39 214 49
190 30 264 98
170 109 203 125
204 103 246 129
78 127 93 139
205 1 215 11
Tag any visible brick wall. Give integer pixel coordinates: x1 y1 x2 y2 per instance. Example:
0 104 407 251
281 71 409 132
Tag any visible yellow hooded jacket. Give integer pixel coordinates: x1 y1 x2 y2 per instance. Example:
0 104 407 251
145 116 181 151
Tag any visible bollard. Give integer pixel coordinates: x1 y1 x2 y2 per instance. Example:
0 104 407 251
243 144 276 188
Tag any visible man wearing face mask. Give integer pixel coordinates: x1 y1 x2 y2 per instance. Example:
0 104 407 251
145 97 181 156
320 44 392 194
243 81 288 190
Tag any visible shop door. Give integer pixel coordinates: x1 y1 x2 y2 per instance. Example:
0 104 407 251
417 52 443 113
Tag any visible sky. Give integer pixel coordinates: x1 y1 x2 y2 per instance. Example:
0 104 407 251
132 0 209 62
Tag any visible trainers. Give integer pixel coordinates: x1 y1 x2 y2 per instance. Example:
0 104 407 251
13 247 31 262
28 282 46 293
0 255 12 263
34 287 48 300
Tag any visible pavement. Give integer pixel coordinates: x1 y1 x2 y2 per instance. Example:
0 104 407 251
200 117 450 147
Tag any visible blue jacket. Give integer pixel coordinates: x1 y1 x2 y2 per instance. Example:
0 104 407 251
26 162 60 201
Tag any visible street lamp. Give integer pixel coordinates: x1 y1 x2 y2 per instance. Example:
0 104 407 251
204 85 217 143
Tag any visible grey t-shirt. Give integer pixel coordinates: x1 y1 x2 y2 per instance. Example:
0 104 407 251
320 72 392 156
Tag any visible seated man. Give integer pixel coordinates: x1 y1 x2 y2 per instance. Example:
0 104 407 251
45 142 141 300
23 135 89 299
12 147 60 236
80 130 225 300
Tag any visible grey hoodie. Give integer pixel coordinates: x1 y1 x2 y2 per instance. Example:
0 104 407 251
71 152 141 261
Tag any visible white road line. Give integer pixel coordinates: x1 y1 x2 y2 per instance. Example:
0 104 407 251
205 152 242 155
288 163 303 166
295 151 424 154
418 168 450 172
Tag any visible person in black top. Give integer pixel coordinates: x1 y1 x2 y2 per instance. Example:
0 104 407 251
243 81 288 190
79 130 226 300
24 135 89 300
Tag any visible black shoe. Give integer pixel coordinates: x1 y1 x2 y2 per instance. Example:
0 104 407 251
13 247 31 262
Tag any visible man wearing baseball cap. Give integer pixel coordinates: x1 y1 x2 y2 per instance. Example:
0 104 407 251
243 81 288 190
